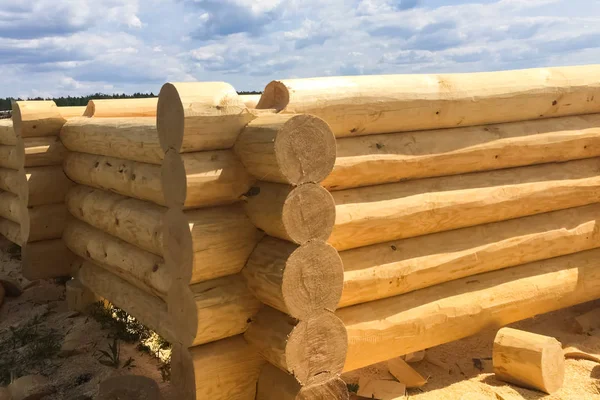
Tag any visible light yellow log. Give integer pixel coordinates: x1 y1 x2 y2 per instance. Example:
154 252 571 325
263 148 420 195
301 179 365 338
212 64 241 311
0 144 22 170
65 185 166 256
58 106 86 118
23 137 67 167
157 82 255 153
324 114 600 190
22 239 76 280
60 117 163 164
27 203 67 242
0 119 16 145
63 218 169 299
258 65 600 137
338 247 600 372
0 217 24 245
339 204 600 308
0 167 26 199
64 152 164 206
83 98 158 118
171 337 264 400
12 101 66 137
0 191 25 224
240 94 262 109
26 166 74 206
330 157 600 251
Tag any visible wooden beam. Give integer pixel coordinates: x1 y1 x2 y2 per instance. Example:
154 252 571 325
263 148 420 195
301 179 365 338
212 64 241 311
330 157 600 251
240 94 261 109
0 144 23 170
58 106 86 119
27 203 67 242
22 239 75 280
23 137 67 167
0 120 16 145
0 191 25 224
0 167 26 199
0 217 24 245
12 101 66 137
83 98 158 118
26 166 74 206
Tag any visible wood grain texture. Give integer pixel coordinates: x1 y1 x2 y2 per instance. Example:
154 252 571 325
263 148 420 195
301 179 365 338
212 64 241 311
83 98 158 118
26 166 74 206
27 203 67 242
22 239 76 280
0 120 16 145
12 100 66 137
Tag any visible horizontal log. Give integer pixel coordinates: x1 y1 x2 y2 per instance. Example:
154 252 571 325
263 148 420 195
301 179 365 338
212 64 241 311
258 65 600 137
338 247 600 372
26 166 74 206
12 101 66 137
77 259 176 342
234 114 336 185
22 239 76 280
164 205 263 285
324 114 600 191
60 117 163 164
0 217 24 245
58 106 86 119
162 149 254 209
64 152 164 206
157 82 255 153
241 94 261 109
330 157 600 251
243 237 343 319
339 203 600 308
244 182 335 244
244 307 347 384
0 144 23 170
64 218 169 299
0 167 26 199
65 185 166 256
83 98 158 118
169 274 261 347
0 120 16 145
171 337 264 400
27 203 67 242
0 191 25 224
256 364 348 400
23 136 68 167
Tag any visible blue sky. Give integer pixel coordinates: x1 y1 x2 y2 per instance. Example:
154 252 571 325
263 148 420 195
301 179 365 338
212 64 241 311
1 0 599 97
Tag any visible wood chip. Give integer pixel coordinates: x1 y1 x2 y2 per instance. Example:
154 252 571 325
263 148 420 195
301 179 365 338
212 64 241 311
388 358 427 388
357 377 406 400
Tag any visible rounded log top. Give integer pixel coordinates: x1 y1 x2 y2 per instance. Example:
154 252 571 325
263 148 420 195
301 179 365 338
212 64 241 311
256 81 290 111
12 101 66 137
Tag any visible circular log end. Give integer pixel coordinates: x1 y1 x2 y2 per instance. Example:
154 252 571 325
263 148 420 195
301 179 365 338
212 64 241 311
541 339 566 394
283 184 336 243
157 83 185 153
82 101 95 117
256 81 290 111
161 150 187 209
168 285 198 348
163 208 193 283
287 312 348 384
298 376 349 400
283 241 344 319
277 115 336 185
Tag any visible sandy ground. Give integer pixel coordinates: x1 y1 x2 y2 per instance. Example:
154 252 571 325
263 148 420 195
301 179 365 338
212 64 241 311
1 235 599 399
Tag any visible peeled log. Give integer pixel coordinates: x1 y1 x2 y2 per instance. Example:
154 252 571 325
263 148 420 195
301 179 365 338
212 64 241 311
26 166 74 206
63 219 170 299
162 149 254 209
171 337 264 400
27 204 67 242
164 205 263 284
12 101 66 137
77 260 176 342
58 106 86 118
256 364 349 400
22 239 75 280
169 274 262 347
60 117 163 164
0 145 23 170
64 152 164 206
0 167 26 199
493 328 564 394
157 82 255 153
23 137 67 167
243 237 344 319
0 217 24 245
65 185 166 256
338 247 600 372
324 114 600 191
0 191 25 224
83 98 158 118
0 120 16 145
244 182 335 244
331 157 600 251
241 94 262 109
258 65 600 137
244 307 348 384
339 203 600 308
234 114 336 185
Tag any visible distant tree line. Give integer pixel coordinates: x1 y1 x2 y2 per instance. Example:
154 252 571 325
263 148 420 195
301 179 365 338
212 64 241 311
0 91 262 112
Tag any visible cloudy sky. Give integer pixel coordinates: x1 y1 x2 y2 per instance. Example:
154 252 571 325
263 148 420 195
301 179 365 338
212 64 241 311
2 0 600 98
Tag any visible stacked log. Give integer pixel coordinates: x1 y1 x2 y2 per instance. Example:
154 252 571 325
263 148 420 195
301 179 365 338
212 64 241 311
158 82 348 400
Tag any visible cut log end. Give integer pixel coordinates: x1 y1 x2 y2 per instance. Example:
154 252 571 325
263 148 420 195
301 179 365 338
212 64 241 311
283 184 336 243
12 101 66 137
257 80 290 111
157 83 185 152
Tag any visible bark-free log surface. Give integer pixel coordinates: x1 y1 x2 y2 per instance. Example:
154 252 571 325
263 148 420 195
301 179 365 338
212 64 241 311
0 120 16 145
65 185 166 256
27 204 67 242
493 328 565 394
244 307 348 384
331 157 600 251
58 106 86 119
162 149 254 209
23 137 67 167
338 247 600 372
64 152 164 205
339 204 600 308
0 167 26 199
157 82 255 153
83 98 158 118
244 237 343 319
171 336 264 400
22 239 75 280
164 205 263 284
169 274 261 347
324 114 600 190
64 219 169 299
258 65 600 137
0 145 22 170
244 182 335 244
60 117 163 164
256 364 349 400
0 191 25 224
0 217 24 245
12 101 66 137
234 114 336 185
26 166 74 206
241 94 261 109
77 260 175 342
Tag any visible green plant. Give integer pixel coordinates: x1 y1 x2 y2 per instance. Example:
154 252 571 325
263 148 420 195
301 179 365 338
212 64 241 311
98 338 121 368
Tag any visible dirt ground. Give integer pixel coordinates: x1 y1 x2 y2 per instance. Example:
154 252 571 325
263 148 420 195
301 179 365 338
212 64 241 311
1 235 599 399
